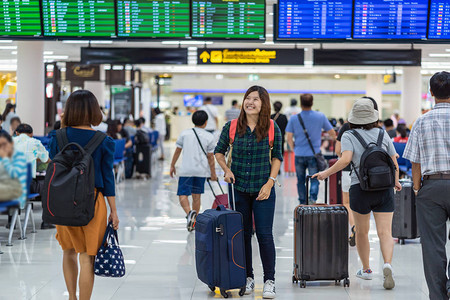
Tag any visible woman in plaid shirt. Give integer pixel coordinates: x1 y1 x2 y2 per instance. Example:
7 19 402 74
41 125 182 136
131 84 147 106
215 86 283 299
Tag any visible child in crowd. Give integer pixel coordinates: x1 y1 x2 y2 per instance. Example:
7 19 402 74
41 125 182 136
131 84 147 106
169 110 217 232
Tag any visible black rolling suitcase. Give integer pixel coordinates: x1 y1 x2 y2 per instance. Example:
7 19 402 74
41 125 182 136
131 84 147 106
293 176 349 288
135 144 151 177
392 180 419 244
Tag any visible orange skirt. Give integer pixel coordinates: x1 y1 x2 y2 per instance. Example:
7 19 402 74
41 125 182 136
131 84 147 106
55 192 107 256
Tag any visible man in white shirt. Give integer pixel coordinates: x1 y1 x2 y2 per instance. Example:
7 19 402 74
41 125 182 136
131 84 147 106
170 110 217 232
13 123 49 179
200 97 219 133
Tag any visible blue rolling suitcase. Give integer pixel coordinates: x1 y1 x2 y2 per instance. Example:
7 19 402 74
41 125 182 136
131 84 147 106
195 184 246 298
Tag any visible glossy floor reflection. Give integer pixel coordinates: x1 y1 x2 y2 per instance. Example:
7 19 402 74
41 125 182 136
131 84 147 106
0 158 435 299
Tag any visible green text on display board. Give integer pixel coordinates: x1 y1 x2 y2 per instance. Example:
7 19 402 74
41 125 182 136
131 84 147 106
42 0 116 37
117 0 190 38
0 0 41 36
191 0 265 39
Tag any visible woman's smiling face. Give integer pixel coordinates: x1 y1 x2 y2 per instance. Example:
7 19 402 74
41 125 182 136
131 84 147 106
243 91 262 116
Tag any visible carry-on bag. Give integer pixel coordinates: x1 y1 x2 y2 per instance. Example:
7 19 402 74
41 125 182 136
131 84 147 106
392 180 420 244
195 182 246 298
284 151 296 174
293 176 350 288
207 179 229 209
94 222 125 278
135 144 151 177
328 159 342 204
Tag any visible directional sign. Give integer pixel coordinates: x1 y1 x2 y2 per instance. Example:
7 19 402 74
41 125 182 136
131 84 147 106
197 49 304 65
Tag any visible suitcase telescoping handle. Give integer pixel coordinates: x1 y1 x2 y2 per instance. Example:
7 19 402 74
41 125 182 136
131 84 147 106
206 178 225 197
306 175 328 205
229 178 236 211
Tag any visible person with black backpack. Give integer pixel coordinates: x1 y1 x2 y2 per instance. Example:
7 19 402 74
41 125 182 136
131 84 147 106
312 98 401 290
45 90 119 300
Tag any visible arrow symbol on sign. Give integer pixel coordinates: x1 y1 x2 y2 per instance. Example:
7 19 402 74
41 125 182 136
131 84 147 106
200 51 210 63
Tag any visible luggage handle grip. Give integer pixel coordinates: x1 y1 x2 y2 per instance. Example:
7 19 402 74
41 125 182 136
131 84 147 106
306 175 328 205
207 178 225 197
216 205 227 211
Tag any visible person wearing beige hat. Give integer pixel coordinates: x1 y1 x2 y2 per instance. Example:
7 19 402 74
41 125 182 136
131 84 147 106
313 97 401 290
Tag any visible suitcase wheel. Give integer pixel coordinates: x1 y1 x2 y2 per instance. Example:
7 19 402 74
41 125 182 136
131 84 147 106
220 288 229 298
344 278 350 287
335 280 341 285
208 286 216 292
239 287 245 297
398 238 406 245
292 276 298 284
300 280 307 288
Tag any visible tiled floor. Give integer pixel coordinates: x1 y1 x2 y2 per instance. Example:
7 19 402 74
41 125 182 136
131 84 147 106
0 158 436 299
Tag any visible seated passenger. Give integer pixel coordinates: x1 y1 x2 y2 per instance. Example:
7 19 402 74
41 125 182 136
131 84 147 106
169 110 217 232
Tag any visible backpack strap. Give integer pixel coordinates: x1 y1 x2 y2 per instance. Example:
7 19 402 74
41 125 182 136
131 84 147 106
84 131 107 155
349 130 368 149
56 128 69 150
229 119 238 145
268 119 275 148
376 128 384 147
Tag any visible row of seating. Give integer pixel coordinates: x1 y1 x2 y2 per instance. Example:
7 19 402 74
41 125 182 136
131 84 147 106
393 142 413 178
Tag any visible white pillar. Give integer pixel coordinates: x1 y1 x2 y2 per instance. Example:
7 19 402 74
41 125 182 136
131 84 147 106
84 65 106 108
16 41 45 135
366 74 383 118
401 67 422 126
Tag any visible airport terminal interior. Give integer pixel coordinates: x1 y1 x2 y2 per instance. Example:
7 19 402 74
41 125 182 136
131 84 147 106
0 0 450 299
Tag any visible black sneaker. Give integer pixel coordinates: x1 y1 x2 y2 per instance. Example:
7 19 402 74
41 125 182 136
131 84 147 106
349 225 356 247
41 222 56 230
186 210 197 232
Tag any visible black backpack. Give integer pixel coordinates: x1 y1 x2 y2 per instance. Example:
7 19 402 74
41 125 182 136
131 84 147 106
350 129 396 191
42 128 106 226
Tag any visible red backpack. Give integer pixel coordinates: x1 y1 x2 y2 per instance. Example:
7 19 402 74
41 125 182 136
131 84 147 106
226 119 275 168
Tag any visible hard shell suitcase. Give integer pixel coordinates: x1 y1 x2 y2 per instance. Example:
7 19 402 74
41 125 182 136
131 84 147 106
195 183 246 298
293 176 350 288
392 180 420 244
284 151 296 174
135 144 151 177
328 159 342 204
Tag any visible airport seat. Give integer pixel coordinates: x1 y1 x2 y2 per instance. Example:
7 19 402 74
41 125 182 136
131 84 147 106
113 139 127 183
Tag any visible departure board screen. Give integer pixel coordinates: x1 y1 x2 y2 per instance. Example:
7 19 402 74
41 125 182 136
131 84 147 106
191 0 265 39
277 0 352 39
117 0 190 38
0 0 41 36
353 0 428 39
42 0 116 37
428 0 450 39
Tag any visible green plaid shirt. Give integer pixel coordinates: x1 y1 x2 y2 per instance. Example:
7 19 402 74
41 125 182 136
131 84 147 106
215 121 283 193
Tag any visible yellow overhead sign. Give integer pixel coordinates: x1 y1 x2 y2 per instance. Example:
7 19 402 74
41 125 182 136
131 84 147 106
197 49 304 65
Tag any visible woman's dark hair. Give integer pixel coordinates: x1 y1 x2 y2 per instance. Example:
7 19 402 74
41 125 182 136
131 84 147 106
53 120 61 130
0 130 12 143
397 124 407 138
106 120 120 139
62 90 103 127
134 119 142 127
273 101 282 113
338 118 344 126
2 103 15 120
430 71 450 100
192 110 208 126
349 122 378 130
237 85 271 142
15 123 33 135
154 107 161 115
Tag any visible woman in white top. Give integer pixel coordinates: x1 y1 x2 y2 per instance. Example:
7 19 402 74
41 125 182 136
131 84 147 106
153 108 167 160
2 103 18 135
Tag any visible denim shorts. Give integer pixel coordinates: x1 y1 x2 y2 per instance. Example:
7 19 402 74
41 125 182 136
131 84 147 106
349 184 394 215
177 177 206 196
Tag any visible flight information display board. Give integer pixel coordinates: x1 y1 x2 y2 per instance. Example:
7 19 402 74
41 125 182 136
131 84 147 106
0 0 42 36
277 0 352 39
191 0 265 39
117 0 190 38
428 0 450 39
42 0 116 37
353 0 428 39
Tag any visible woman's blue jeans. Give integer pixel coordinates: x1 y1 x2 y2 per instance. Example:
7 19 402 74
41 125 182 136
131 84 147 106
231 186 276 282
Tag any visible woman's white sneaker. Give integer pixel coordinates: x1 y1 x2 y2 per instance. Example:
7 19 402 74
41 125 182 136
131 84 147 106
383 263 395 289
356 268 373 280
244 277 254 295
263 280 276 299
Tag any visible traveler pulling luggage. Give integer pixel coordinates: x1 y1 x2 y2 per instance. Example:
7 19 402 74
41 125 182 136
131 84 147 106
392 180 420 244
328 158 342 204
293 175 350 288
195 181 246 298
